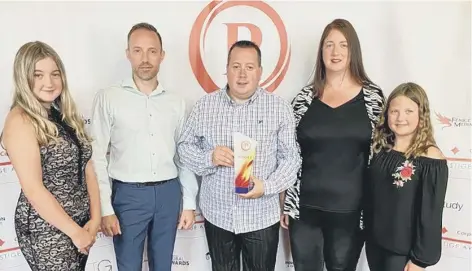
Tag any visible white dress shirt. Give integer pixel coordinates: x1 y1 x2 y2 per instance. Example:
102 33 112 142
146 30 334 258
90 78 198 217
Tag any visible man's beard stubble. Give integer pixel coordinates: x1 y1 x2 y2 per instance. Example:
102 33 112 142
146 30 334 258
134 62 158 81
134 68 157 81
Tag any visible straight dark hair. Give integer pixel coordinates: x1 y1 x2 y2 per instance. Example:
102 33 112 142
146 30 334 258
309 19 373 97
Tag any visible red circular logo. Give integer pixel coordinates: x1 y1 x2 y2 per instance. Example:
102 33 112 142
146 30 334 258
189 0 291 93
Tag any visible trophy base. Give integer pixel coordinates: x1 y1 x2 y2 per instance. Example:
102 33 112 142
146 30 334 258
235 187 249 194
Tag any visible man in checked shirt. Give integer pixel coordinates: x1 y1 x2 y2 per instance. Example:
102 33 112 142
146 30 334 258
177 40 301 271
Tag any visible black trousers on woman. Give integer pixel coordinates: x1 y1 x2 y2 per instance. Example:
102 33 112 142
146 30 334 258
289 208 363 271
204 220 280 271
365 241 409 271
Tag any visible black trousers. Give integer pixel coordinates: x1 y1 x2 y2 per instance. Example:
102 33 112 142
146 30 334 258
204 220 280 271
289 208 363 271
366 241 409 271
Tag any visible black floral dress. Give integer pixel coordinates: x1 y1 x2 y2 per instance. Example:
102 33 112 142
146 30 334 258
14 107 92 271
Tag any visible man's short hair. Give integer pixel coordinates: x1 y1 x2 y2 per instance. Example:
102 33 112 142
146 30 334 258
227 40 261 67
127 22 162 49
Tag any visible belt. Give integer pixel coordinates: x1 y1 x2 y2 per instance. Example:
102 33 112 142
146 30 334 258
112 178 175 187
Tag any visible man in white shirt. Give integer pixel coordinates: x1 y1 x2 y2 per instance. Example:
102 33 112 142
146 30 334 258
90 22 198 271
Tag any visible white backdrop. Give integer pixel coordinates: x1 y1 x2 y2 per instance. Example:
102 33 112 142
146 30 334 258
0 1 470 271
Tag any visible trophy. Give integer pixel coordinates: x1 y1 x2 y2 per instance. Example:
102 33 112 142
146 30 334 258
233 132 257 194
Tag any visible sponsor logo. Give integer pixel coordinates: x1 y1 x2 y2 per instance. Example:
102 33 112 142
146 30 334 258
442 227 471 245
0 249 22 261
241 140 251 151
189 0 291 93
444 201 464 212
444 146 471 179
97 259 112 271
0 236 20 254
172 254 190 266
435 112 471 129
447 147 472 161
441 226 471 258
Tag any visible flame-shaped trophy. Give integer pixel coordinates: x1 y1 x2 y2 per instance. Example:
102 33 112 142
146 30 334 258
234 132 257 194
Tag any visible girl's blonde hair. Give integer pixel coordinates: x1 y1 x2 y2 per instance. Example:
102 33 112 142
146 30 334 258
372 82 436 158
11 41 91 146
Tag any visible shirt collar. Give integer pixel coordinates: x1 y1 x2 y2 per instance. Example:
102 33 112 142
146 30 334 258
221 85 262 105
122 77 165 95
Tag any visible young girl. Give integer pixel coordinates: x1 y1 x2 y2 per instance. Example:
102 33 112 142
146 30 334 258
1 41 100 270
365 82 448 271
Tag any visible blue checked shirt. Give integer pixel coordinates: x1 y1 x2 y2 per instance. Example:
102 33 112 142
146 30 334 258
177 87 301 234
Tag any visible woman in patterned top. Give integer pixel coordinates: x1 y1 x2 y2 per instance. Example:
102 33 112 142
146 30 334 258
365 82 448 271
1 41 101 271
282 18 385 271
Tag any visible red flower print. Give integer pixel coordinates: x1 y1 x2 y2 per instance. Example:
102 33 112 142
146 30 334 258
400 167 413 178
392 160 416 188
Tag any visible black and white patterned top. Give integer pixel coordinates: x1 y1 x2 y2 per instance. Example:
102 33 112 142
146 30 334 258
283 82 385 220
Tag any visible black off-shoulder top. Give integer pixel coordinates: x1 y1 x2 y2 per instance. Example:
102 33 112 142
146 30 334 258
365 148 448 268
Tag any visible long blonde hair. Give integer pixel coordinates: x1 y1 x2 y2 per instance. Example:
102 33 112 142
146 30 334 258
372 82 436 158
11 41 91 146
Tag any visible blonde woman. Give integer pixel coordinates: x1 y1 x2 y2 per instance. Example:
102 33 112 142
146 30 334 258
365 82 448 271
0 41 100 271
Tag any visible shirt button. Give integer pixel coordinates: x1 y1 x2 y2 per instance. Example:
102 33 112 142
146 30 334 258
151 133 154 136
153 172 156 175
152 153 155 155
149 114 152 117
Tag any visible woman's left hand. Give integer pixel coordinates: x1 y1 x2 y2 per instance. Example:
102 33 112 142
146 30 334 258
83 219 101 243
